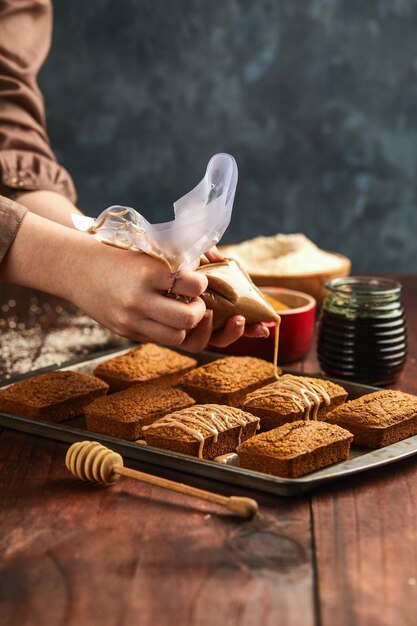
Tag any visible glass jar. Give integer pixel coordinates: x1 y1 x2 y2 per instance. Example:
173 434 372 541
317 276 407 386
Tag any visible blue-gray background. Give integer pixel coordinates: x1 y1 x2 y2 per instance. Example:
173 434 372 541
40 0 417 272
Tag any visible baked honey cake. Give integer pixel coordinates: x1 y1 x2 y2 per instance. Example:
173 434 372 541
94 343 197 391
0 371 108 422
326 389 417 448
143 404 260 459
85 383 195 440
243 374 347 431
178 356 279 406
237 420 353 478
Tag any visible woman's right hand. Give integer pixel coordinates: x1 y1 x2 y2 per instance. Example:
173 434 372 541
67 242 211 347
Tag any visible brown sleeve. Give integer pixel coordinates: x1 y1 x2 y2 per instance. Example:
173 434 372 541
0 0 77 203
0 195 28 264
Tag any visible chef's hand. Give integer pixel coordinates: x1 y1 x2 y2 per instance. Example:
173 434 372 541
180 245 270 353
69 246 210 347
2 214 268 353
2 211 211 348
181 311 269 353
73 242 267 351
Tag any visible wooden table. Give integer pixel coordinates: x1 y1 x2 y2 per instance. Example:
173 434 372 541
1 277 416 626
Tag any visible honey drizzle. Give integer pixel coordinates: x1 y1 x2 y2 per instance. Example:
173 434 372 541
143 405 259 458
273 315 281 379
249 375 331 420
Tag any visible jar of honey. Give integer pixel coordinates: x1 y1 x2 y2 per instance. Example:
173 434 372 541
317 276 407 386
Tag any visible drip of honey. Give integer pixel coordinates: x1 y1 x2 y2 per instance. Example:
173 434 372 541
273 315 280 379
247 375 330 420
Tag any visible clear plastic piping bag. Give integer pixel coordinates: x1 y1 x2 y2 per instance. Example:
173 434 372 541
72 153 238 272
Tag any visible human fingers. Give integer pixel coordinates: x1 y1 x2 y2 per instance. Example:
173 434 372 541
208 315 246 348
170 269 208 298
126 319 187 347
141 295 206 331
243 323 270 338
205 246 225 263
139 256 208 297
145 265 208 298
180 310 213 353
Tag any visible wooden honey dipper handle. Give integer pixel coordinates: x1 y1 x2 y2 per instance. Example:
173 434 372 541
117 465 258 519
66 441 258 520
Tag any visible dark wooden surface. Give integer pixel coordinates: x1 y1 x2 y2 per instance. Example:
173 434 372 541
0 277 416 626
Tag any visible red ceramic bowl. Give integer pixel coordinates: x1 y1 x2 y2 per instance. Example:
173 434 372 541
217 287 316 364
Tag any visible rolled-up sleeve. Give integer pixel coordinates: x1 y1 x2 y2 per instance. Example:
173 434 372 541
0 0 76 203
0 194 27 264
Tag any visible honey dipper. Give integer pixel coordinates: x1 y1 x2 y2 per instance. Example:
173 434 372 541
65 441 259 519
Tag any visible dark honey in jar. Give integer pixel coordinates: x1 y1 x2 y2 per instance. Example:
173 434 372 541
317 277 407 386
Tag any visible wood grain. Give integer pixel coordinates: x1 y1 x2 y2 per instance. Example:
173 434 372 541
313 462 417 626
0 431 315 626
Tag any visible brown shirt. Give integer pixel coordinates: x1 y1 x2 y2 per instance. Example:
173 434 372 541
0 0 76 263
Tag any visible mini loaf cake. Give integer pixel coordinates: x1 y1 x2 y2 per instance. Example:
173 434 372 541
178 356 279 406
84 383 195 440
94 343 197 391
0 371 108 422
243 374 348 431
326 389 417 448
237 420 353 478
143 404 260 459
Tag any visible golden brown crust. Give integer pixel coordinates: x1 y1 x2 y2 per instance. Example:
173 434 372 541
237 420 353 477
0 371 108 422
326 390 417 448
145 422 258 460
84 383 195 440
143 404 260 459
243 375 348 430
178 356 279 406
94 344 197 391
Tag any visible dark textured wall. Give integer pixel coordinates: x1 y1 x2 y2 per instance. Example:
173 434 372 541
40 0 417 272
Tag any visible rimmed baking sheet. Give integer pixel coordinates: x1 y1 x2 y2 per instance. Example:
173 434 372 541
0 347 415 496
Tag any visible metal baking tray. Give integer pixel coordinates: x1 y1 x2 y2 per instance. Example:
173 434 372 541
1 347 416 496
